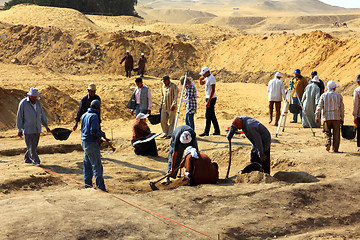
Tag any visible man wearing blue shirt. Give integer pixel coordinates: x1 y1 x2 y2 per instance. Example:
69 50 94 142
81 99 106 191
17 88 51 165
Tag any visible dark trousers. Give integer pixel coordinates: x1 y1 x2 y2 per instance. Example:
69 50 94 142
204 98 220 134
250 148 270 174
126 70 132 78
269 101 281 125
292 97 302 122
323 120 341 152
357 117 360 147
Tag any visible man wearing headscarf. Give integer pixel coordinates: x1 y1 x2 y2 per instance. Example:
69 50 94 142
291 69 308 123
138 53 147 77
309 71 325 94
267 72 286 126
315 81 344 152
301 76 321 128
131 113 158 156
16 88 51 165
163 125 198 183
120 50 134 78
180 146 218 185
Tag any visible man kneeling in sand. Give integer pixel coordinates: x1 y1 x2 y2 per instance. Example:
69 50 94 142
180 146 218 186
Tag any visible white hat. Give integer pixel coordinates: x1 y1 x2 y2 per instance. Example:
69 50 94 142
87 83 96 91
27 88 40 97
136 113 149 119
141 53 145 56
311 76 320 83
184 146 199 158
126 50 130 53
180 131 192 144
275 72 281 78
199 67 209 75
327 80 338 90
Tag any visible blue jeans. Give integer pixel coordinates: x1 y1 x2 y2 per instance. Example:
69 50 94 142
185 113 195 130
81 140 106 191
292 97 302 122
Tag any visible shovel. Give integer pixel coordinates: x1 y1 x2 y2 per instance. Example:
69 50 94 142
149 166 181 191
104 138 116 154
226 140 232 179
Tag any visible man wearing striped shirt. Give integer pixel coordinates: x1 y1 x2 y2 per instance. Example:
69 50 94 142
352 74 360 149
315 81 344 152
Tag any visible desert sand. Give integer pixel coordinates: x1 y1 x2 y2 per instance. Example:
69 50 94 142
1 2 360 240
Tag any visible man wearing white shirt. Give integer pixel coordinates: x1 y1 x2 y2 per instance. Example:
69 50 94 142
199 67 220 136
127 78 152 116
267 72 286 126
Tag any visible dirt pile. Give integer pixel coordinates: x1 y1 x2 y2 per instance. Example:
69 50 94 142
0 87 26 130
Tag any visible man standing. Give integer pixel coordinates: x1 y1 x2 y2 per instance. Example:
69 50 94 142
16 88 51 165
301 76 321 128
127 78 152 116
199 67 220 136
81 100 106 192
73 83 101 131
164 125 198 183
159 75 178 138
267 72 286 126
352 74 360 150
180 75 197 130
138 53 147 77
309 71 325 95
315 81 344 152
120 50 134 78
291 69 308 123
226 116 271 174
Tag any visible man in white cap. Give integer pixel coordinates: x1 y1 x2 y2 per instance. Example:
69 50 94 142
120 50 134 78
73 83 101 131
131 113 158 156
352 74 360 150
315 80 344 152
163 125 198 183
301 76 321 128
159 75 178 138
199 67 220 136
267 72 286 126
138 53 147 77
16 88 51 165
180 146 218 186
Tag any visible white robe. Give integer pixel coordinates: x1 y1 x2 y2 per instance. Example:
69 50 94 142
301 83 321 128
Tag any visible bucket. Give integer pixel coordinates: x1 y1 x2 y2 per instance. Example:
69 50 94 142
341 125 356 140
51 128 72 141
289 104 302 114
148 114 161 125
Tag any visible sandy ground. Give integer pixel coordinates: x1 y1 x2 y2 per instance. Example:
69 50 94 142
1 3 360 240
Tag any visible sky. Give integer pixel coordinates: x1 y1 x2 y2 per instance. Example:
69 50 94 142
319 0 360 8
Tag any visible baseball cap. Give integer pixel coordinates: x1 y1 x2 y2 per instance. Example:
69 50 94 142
180 131 192 144
311 71 318 77
162 75 170 81
356 74 360 82
327 80 338 90
294 69 300 74
199 67 209 75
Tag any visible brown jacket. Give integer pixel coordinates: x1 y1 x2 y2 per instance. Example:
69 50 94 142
291 75 308 98
132 120 150 141
183 153 218 185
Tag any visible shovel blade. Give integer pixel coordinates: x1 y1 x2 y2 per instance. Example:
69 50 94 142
149 182 159 191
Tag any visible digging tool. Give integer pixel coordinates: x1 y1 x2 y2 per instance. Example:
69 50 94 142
226 140 232 179
104 138 116 154
150 166 181 191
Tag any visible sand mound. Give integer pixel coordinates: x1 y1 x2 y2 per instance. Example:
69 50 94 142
0 88 26 130
235 171 279 184
273 171 320 183
0 4 102 32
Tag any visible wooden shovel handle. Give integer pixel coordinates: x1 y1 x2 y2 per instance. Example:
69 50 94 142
226 140 232 179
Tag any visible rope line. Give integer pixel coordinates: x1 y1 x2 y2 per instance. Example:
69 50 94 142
35 165 217 240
